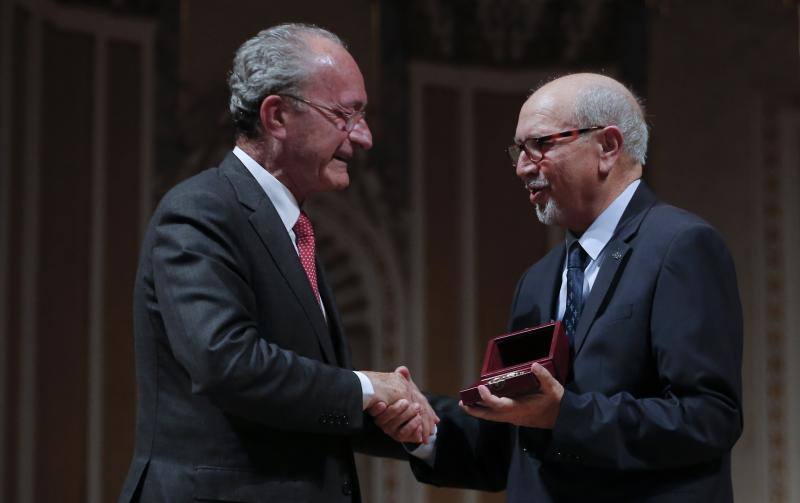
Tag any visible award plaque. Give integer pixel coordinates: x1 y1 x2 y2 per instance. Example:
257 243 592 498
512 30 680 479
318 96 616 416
459 321 569 406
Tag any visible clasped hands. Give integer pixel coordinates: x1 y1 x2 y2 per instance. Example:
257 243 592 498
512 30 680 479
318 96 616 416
365 363 565 444
362 366 439 444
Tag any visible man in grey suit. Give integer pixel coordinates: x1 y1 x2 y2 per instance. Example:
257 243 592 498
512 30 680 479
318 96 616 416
374 73 743 502
119 23 436 502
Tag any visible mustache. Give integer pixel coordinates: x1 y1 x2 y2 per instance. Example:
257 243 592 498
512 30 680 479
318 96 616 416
524 178 550 191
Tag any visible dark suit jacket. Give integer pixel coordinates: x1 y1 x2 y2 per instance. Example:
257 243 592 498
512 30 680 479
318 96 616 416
119 152 401 503
412 182 743 502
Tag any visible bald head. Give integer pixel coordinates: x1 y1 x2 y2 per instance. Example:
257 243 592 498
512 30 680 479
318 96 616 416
530 73 648 165
536 73 629 97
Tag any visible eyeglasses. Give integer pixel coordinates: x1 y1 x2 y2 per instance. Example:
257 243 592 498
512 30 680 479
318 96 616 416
506 126 605 167
280 93 366 133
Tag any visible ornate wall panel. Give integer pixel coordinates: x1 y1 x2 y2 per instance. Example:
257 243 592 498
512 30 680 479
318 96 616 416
0 7 31 501
410 62 562 503
37 23 94 503
307 187 415 503
102 40 144 503
646 2 800 501
0 2 156 502
755 97 800 503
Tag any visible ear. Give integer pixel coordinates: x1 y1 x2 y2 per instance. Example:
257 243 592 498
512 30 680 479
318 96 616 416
259 95 288 140
597 126 623 176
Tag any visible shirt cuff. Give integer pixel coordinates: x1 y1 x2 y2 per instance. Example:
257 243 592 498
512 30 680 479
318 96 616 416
353 371 374 410
406 426 437 466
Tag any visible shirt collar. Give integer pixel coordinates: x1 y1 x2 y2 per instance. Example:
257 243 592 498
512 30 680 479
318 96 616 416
566 179 641 261
233 146 301 232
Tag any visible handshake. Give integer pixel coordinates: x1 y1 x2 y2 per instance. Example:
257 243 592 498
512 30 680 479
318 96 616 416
360 367 438 445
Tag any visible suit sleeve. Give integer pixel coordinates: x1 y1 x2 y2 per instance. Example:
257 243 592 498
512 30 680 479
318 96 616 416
150 189 364 435
409 396 511 492
549 223 743 470
350 414 409 460
407 271 534 491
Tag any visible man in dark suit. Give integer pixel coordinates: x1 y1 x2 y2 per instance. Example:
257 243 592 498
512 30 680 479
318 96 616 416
373 73 743 502
118 23 436 502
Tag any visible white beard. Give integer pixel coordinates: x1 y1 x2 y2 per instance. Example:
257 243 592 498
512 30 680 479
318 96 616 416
535 197 562 226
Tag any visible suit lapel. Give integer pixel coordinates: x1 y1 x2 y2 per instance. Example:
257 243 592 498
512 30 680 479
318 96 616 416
572 239 630 353
221 153 338 364
541 245 566 322
317 262 350 368
573 182 658 355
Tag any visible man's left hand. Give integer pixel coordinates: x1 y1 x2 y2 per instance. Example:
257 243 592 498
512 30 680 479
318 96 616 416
460 363 564 428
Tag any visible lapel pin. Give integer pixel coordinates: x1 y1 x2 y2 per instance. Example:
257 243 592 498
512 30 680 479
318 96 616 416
611 250 624 260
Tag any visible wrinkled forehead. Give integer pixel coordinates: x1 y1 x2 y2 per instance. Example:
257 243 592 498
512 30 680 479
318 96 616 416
302 42 367 108
515 90 574 140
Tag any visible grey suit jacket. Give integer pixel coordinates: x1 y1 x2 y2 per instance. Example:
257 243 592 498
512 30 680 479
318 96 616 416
412 182 744 502
119 152 400 503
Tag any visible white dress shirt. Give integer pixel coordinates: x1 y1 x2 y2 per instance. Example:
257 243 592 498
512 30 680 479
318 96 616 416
556 179 640 320
232 147 375 408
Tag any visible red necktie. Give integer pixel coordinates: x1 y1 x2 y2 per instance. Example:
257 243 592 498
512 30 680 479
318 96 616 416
293 212 320 300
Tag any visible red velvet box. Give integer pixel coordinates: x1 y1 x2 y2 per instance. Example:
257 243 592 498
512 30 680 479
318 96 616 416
459 321 569 406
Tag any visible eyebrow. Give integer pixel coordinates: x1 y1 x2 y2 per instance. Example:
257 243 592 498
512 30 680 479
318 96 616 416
339 100 367 113
513 133 543 144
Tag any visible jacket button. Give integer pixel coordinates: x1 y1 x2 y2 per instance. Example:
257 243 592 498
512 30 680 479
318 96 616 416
342 480 352 495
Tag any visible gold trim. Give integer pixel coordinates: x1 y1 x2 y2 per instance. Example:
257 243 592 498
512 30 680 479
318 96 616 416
762 100 787 503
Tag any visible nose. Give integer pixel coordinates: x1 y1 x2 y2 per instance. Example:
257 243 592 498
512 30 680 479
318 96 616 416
348 118 373 150
515 154 539 180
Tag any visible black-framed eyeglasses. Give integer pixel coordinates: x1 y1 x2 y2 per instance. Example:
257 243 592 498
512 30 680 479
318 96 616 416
506 126 605 167
279 93 366 133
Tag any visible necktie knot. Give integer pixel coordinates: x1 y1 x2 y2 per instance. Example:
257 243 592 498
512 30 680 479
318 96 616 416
294 211 314 240
568 241 589 271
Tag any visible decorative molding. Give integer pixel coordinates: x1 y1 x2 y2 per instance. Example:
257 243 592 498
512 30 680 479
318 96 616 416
140 30 155 234
763 105 786 503
4 2 157 501
476 0 544 61
777 106 800 503
14 0 157 39
87 34 108 503
0 0 12 497
458 90 477 389
748 94 770 503
409 0 643 66
422 0 455 58
308 181 413 503
757 97 799 503
409 62 554 503
560 0 608 62
18 6 42 502
409 63 427 437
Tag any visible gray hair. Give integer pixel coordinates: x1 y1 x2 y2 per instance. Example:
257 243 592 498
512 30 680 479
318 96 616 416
228 23 346 138
571 83 649 165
